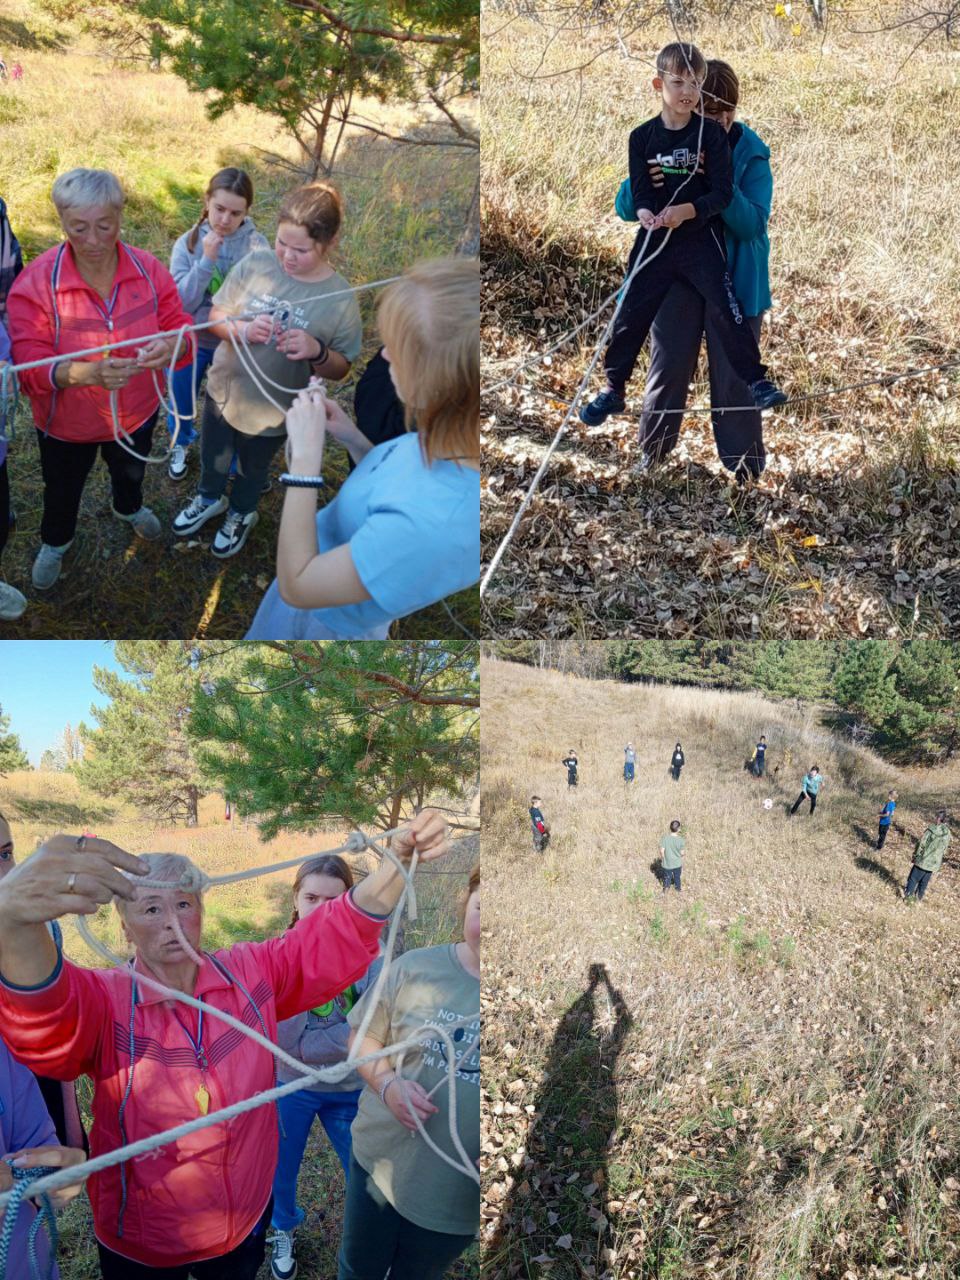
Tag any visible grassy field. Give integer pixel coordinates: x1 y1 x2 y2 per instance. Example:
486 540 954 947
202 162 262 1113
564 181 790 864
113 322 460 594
0 0 479 639
481 657 960 1278
0 768 479 1279
481 13 960 638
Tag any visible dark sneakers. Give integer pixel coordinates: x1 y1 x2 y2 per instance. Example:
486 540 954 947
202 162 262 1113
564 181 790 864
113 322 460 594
579 389 626 426
749 379 788 410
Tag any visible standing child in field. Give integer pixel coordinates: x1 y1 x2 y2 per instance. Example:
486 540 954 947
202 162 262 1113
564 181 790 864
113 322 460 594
751 736 767 777
903 810 951 903
562 751 579 788
167 168 270 482
789 766 823 816
624 742 636 782
660 819 686 893
529 796 550 853
671 741 684 781
578 41 785 436
876 790 897 850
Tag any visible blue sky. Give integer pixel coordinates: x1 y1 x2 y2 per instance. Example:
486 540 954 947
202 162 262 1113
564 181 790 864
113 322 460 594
0 642 123 765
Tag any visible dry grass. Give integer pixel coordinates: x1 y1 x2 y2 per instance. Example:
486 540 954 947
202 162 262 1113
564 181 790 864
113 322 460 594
481 657 960 1278
0 768 478 1279
0 0 479 638
481 17 960 637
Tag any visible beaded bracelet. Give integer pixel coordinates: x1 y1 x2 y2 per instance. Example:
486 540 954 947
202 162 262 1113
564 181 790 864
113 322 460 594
379 1075 397 1106
279 472 325 488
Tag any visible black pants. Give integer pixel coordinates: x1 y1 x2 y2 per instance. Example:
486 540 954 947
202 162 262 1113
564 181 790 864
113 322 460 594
905 865 933 900
877 823 890 850
0 458 8 560
36 414 157 547
199 395 285 516
605 227 767 395
662 866 681 891
97 1199 272 1279
641 280 766 474
753 757 765 777
533 830 550 853
790 791 817 815
671 763 682 781
567 773 577 787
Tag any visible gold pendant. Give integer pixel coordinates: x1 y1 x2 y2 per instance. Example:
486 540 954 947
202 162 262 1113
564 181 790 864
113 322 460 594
196 1084 210 1116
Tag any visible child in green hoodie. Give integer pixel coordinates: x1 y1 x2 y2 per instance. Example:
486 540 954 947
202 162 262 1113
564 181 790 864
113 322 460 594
904 810 951 902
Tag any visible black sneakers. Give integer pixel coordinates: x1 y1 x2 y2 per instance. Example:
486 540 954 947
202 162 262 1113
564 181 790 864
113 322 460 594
578 389 626 426
748 379 788 410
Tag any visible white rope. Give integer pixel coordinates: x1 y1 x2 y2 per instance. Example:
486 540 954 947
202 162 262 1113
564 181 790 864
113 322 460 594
107 323 193 466
0 823 479 1222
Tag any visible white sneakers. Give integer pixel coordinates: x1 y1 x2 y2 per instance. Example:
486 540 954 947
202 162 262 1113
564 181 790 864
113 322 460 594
172 494 229 537
112 505 162 540
32 540 74 590
168 444 189 481
268 1228 297 1280
211 509 258 559
0 581 27 620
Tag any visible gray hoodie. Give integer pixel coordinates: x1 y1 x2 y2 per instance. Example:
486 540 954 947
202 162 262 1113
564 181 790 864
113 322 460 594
169 217 270 349
276 951 384 1092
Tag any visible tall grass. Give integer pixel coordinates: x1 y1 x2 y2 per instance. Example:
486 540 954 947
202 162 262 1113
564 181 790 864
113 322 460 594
481 658 960 1278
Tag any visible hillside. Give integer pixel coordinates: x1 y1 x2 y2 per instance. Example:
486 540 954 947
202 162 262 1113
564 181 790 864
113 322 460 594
481 659 960 1279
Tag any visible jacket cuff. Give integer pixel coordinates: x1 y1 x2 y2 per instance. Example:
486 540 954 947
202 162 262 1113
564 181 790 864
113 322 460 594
347 887 391 922
0 944 64 994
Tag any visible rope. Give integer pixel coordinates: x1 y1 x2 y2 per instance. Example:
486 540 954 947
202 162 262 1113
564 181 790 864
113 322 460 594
0 1164 59 1280
0 823 479 1236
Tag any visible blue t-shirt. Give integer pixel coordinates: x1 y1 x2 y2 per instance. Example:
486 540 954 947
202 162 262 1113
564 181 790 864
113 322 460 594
246 432 479 639
880 800 896 826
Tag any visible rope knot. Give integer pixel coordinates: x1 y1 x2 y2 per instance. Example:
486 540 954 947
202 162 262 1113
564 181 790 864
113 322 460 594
177 865 211 895
345 831 368 853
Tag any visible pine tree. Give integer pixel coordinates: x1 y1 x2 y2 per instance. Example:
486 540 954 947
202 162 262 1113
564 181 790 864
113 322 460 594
885 642 960 760
745 642 837 702
0 708 30 773
832 641 900 733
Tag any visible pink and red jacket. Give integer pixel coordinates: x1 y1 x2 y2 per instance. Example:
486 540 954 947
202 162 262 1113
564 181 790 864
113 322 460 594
6 241 195 444
0 890 385 1268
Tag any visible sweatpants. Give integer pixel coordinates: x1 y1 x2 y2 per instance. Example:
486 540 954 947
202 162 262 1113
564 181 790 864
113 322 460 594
905 865 933 900
662 865 682 892
639 279 766 474
198 395 285 516
790 791 817 816
35 413 158 547
624 761 635 781
604 227 767 396
877 823 890 850
671 763 682 781
337 1153 475 1280
97 1198 272 1279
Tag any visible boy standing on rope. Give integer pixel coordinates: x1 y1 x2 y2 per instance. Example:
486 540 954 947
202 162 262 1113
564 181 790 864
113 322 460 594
904 810 951 903
876 790 897 850
579 41 785 435
529 796 550 853
659 819 686 893
562 751 579 788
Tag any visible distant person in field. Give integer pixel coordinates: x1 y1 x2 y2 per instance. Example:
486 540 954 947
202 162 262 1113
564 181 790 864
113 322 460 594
6 168 196 591
166 167 270 483
562 751 578 788
624 742 636 782
613 58 777 481
876 790 897 850
659 819 686 893
904 810 951 903
789 765 823 816
577 41 785 449
751 735 767 777
529 796 550 853
10 62 22 82
670 741 684 781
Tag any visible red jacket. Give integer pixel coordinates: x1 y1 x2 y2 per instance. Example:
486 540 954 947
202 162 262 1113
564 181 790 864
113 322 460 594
0 891 385 1267
6 240 195 443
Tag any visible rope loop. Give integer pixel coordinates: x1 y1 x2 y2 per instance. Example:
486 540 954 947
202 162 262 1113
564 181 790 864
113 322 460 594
0 1163 59 1280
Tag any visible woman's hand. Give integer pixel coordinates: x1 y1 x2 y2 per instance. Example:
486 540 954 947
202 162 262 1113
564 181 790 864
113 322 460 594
8 1146 86 1211
135 339 177 370
284 384 327 475
321 396 361 445
384 1078 439 1132
202 229 224 263
391 809 450 866
276 328 321 362
91 357 140 391
0 834 147 925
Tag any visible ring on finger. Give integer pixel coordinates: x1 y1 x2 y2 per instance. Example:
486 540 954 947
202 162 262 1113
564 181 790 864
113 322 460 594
67 872 77 893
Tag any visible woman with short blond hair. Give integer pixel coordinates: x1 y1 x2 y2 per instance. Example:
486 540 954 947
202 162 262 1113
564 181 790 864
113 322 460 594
245 254 480 639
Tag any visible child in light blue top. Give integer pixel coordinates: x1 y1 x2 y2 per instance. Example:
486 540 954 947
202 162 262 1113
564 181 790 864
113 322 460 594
246 256 479 640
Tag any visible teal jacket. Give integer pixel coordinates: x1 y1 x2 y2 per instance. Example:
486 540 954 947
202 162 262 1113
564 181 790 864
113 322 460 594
801 773 823 796
615 121 772 317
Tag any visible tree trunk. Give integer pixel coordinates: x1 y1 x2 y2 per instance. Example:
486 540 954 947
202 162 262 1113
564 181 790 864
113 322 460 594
186 787 199 827
310 81 340 176
456 170 480 257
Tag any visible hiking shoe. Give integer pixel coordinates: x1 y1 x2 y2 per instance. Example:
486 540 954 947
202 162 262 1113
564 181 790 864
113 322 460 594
113 505 162 540
578 389 626 426
211 508 258 559
173 494 229 537
0 581 27 620
32 540 73 591
749 379 788 410
268 1229 297 1280
168 444 189 481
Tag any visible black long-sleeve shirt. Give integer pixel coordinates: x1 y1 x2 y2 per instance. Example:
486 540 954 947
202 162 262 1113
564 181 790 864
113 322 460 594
628 114 733 239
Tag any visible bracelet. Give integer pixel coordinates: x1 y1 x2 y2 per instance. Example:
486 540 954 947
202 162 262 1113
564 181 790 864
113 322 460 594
379 1075 397 1106
311 337 329 365
279 472 325 488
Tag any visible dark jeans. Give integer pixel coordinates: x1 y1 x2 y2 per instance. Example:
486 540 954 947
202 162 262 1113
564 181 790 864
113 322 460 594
337 1153 475 1280
605 227 766 396
199 395 285 516
905 865 933 900
662 865 682 892
97 1198 272 1280
790 791 817 815
0 458 8 559
877 823 890 850
753 757 766 777
671 763 682 781
641 280 765 474
533 830 550 854
35 413 158 547
624 761 635 781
